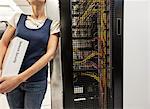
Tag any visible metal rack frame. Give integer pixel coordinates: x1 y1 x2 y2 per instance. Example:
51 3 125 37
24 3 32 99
59 0 123 108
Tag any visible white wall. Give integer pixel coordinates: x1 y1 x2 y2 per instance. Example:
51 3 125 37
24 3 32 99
124 0 150 109
148 1 150 108
46 1 63 109
46 0 60 21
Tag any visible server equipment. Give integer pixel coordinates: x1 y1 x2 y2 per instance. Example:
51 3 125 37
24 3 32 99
59 0 123 108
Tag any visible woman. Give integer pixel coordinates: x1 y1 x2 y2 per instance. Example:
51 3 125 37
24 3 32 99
0 0 60 109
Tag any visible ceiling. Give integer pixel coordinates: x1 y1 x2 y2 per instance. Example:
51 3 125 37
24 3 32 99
0 0 29 6
0 0 31 21
0 0 60 21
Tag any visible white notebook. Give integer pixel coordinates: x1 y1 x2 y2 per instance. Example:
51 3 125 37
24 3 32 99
2 37 29 76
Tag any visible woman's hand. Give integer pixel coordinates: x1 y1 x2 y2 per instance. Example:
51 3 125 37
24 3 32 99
0 69 2 77
0 76 23 93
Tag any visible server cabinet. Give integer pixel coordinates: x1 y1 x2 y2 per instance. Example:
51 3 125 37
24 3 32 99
59 0 123 109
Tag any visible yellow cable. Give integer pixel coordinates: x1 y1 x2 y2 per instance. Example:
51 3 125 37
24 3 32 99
74 51 98 64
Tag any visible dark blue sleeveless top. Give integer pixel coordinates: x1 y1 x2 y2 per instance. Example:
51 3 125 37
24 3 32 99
15 14 52 82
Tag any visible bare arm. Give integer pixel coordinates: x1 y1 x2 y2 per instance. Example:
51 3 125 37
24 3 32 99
0 25 16 74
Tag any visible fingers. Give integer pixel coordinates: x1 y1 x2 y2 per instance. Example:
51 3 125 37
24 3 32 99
0 77 7 93
0 81 10 93
0 77 6 83
0 76 20 93
0 69 2 77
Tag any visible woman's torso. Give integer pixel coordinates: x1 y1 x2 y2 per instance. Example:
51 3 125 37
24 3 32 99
15 13 52 82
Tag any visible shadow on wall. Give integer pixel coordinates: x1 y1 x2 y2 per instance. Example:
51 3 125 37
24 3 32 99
0 21 7 38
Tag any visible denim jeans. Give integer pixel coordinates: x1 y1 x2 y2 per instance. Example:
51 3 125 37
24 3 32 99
6 80 47 109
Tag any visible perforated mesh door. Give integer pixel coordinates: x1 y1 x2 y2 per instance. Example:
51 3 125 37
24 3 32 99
71 0 113 109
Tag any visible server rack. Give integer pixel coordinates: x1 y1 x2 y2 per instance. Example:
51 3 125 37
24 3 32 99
59 0 123 108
